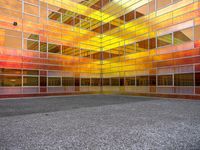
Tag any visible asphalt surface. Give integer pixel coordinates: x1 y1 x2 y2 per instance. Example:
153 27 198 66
0 95 200 150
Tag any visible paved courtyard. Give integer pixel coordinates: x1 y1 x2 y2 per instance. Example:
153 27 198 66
0 95 200 150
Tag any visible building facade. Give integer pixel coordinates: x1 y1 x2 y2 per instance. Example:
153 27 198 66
0 0 200 99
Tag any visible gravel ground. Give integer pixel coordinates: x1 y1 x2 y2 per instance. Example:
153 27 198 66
0 95 200 150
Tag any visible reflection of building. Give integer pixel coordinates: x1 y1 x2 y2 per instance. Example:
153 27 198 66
0 0 200 99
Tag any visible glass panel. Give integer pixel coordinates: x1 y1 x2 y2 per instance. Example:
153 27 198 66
125 10 135 22
173 0 181 3
195 73 200 86
157 0 171 10
174 28 193 45
135 4 148 19
150 75 156 86
23 76 38 86
194 26 200 41
62 77 75 86
62 46 74 56
24 3 39 16
48 43 61 53
81 78 90 86
174 73 194 86
23 70 39 75
136 39 148 52
111 77 119 86
157 33 172 47
136 76 149 86
40 77 47 86
48 77 61 86
120 78 124 86
4 35 22 49
48 10 61 22
62 13 74 26
0 75 22 86
126 43 136 54
91 78 101 86
25 39 39 51
125 77 135 86
26 34 39 40
0 69 22 75
149 38 156 49
75 78 80 86
158 75 173 86
40 42 47 52
149 0 155 13
25 0 39 5
103 78 110 86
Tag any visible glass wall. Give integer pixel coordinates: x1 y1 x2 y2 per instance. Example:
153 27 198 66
0 0 200 98
0 0 101 95
101 0 200 97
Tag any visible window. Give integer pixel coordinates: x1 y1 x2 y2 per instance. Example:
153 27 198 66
157 0 171 10
81 78 90 86
174 28 193 45
194 25 200 41
40 42 47 52
91 78 101 86
62 46 76 56
24 33 39 51
40 77 47 86
26 34 39 40
149 0 155 13
125 77 135 86
0 76 22 86
135 4 148 19
48 10 61 22
75 78 80 86
125 10 135 22
23 77 38 86
120 78 124 86
136 76 149 86
24 2 39 16
62 77 75 86
48 43 61 53
80 19 91 30
126 43 136 54
150 75 156 86
0 68 21 75
23 70 39 75
22 70 38 86
48 77 61 86
80 49 90 58
158 75 173 86
174 73 194 86
136 39 148 52
62 13 74 26
149 38 156 49
74 48 80 57
103 78 110 86
91 52 102 60
195 73 200 86
26 40 39 51
157 33 172 47
111 78 119 86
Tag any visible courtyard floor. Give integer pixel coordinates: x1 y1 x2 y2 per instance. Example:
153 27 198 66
0 95 200 150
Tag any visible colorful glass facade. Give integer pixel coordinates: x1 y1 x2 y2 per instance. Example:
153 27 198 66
0 0 200 99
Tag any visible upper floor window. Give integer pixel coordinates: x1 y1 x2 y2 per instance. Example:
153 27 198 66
157 0 172 10
157 33 172 48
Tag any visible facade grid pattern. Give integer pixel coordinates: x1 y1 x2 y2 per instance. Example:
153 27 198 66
0 0 200 99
